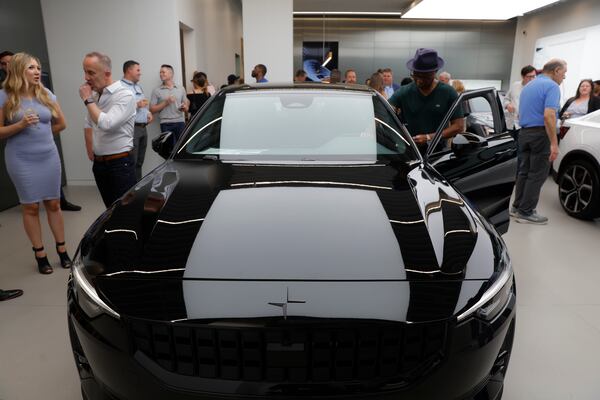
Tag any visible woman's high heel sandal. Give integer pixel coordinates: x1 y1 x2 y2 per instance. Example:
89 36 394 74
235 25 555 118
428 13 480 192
56 242 72 269
33 246 53 274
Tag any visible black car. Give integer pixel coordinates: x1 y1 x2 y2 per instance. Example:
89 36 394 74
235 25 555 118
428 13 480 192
68 84 517 400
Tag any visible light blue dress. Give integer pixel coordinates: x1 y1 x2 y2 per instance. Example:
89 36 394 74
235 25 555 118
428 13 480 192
0 89 61 204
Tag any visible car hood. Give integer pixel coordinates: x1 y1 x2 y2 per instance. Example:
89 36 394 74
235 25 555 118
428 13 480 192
81 160 502 283
80 160 505 322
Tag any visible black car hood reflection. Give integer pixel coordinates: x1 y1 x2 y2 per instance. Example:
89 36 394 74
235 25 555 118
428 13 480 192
82 160 503 321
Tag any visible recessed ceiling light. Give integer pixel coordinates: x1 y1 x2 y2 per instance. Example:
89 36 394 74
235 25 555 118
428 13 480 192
403 0 560 20
293 11 403 17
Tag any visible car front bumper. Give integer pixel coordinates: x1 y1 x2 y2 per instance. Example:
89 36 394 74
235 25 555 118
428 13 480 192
68 282 515 400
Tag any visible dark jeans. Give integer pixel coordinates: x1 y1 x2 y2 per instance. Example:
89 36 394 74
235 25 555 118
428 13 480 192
132 126 148 181
92 155 136 208
512 127 550 215
160 122 186 146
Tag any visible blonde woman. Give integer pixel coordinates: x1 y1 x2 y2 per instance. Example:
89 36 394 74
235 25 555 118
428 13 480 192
0 53 71 274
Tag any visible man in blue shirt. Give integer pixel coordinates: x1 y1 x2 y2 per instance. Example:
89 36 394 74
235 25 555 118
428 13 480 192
252 64 268 83
121 60 153 180
512 59 566 224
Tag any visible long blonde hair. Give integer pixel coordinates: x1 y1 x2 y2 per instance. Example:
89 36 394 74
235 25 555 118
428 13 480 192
3 52 58 121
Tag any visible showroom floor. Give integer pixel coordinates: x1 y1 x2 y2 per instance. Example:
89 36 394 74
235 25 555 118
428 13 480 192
0 181 599 400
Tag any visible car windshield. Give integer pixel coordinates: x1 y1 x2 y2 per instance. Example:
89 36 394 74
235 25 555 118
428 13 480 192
176 89 419 163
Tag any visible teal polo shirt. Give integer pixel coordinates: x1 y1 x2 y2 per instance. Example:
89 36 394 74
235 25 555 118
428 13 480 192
388 82 463 136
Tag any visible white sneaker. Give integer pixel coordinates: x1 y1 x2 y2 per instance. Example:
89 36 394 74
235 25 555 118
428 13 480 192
515 212 548 225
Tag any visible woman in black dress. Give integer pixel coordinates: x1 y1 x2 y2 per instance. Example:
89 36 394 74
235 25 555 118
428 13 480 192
187 72 211 117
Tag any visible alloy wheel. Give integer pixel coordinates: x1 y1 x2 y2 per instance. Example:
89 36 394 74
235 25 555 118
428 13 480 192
559 164 594 213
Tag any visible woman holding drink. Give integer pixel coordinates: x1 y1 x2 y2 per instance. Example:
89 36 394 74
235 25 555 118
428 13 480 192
0 52 72 274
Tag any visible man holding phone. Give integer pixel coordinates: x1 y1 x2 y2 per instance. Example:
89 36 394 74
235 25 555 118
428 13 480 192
150 64 188 144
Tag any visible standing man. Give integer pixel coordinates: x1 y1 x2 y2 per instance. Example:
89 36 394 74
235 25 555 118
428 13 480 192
121 60 153 181
438 71 451 85
504 65 536 131
344 69 357 84
150 64 188 144
382 68 400 98
512 59 566 225
252 64 268 83
388 48 464 153
79 51 137 208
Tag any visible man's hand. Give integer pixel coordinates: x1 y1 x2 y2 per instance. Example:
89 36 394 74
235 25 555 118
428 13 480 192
549 143 559 162
167 95 176 104
507 103 515 113
87 147 94 161
414 134 432 145
137 99 149 108
147 112 153 123
79 83 93 101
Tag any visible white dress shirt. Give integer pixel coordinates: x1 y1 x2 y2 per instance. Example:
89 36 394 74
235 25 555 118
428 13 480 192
504 81 524 130
85 80 136 156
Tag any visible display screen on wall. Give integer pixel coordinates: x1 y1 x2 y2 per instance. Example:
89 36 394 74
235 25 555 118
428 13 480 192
302 41 339 82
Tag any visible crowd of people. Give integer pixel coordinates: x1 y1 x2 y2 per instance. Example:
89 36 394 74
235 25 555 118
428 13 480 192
0 44 595 300
0 46 273 298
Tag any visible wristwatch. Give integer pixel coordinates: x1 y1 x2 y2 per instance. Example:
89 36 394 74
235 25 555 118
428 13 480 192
84 98 95 106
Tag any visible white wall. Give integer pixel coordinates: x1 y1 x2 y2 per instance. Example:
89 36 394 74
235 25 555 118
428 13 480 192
41 0 242 185
242 0 293 83
510 0 600 86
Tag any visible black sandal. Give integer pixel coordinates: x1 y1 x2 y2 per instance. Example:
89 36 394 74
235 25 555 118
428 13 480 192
56 242 72 269
33 246 53 274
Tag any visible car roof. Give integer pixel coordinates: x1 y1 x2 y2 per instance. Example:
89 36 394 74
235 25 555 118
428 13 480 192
219 82 376 95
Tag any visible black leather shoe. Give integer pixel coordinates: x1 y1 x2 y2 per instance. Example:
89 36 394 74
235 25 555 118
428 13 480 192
61 199 82 211
0 289 24 301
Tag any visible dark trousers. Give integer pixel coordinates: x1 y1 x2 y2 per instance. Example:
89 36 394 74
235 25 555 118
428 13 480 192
92 155 136 208
132 126 148 181
512 128 550 215
160 122 186 146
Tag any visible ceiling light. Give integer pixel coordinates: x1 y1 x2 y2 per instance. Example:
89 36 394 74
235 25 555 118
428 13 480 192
403 0 560 20
293 11 403 17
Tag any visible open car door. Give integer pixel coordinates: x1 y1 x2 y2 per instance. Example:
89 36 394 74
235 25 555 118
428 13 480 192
426 88 517 235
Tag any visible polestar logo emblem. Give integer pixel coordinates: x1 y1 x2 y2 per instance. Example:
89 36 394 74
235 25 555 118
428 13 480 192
268 287 306 320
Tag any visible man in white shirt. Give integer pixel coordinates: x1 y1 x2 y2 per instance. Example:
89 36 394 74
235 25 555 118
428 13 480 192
504 65 536 130
79 51 137 208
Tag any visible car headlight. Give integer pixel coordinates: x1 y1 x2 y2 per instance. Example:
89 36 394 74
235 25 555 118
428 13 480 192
72 257 120 320
457 248 514 323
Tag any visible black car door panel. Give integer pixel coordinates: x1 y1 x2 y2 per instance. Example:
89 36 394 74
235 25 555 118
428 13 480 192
427 88 517 234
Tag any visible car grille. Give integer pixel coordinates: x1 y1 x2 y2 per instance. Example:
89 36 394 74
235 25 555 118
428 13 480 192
127 318 447 385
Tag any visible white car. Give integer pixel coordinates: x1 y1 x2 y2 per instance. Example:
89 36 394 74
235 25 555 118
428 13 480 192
552 109 600 219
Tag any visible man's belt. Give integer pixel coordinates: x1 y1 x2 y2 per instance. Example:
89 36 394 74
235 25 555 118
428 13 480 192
94 151 131 162
135 123 147 128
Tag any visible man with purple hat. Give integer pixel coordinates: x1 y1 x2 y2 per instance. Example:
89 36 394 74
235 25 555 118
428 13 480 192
389 48 464 152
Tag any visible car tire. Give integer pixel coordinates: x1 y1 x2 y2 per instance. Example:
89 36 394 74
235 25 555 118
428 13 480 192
558 159 600 220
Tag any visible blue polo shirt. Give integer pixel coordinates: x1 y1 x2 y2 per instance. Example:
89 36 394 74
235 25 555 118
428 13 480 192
518 74 560 128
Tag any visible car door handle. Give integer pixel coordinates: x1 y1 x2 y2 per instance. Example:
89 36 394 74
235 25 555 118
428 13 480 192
495 149 514 156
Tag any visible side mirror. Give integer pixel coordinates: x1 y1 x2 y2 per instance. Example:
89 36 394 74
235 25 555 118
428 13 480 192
152 131 174 159
451 133 486 157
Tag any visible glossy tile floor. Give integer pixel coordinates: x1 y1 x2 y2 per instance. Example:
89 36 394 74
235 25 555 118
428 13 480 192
0 181 599 400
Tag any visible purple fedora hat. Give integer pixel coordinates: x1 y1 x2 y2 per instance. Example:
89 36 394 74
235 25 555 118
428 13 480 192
406 48 445 72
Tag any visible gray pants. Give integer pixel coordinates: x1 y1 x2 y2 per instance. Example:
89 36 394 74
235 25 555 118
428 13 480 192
512 127 550 215
132 125 148 181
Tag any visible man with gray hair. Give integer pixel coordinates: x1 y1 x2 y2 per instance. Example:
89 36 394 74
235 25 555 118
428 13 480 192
511 58 566 224
438 71 451 85
79 51 137 208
